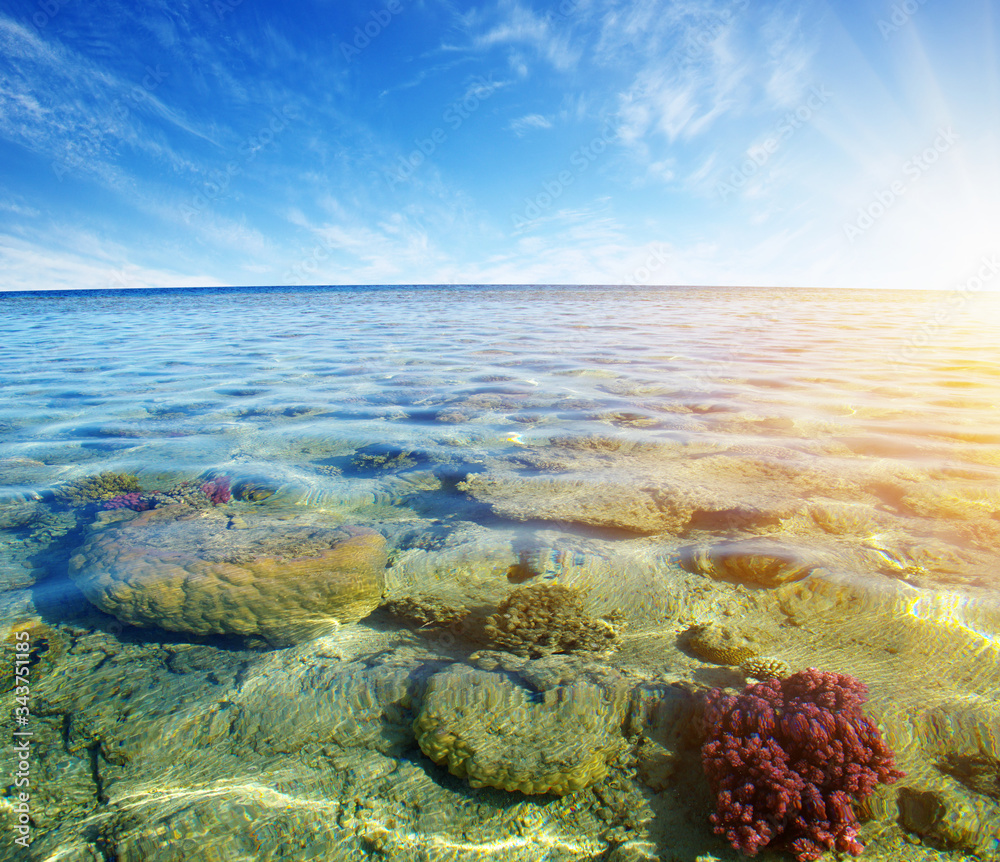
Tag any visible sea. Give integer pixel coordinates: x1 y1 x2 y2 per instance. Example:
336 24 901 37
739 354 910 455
0 284 998 862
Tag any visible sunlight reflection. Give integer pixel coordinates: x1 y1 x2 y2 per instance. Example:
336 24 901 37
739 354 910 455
905 590 1000 652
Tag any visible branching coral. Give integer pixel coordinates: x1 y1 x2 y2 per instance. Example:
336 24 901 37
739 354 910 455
483 583 621 658
701 668 904 861
103 491 160 511
53 471 141 505
200 475 232 506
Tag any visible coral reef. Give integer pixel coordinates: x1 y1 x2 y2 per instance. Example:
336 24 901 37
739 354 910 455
679 538 813 587
0 499 47 530
456 472 690 535
1 620 65 690
68 505 387 645
381 596 470 629
53 471 140 505
53 472 238 511
483 583 621 658
808 501 889 536
102 491 160 512
413 662 629 795
232 652 423 756
740 656 791 680
682 622 768 666
701 668 904 861
153 479 217 509
349 443 419 473
140 475 245 510
231 478 278 502
456 444 808 537
200 475 231 506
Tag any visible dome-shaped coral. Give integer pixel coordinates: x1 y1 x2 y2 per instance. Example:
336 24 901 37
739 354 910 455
68 504 387 645
414 663 629 795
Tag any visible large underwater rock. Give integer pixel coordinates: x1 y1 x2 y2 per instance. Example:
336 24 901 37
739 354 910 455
456 471 794 537
68 504 387 645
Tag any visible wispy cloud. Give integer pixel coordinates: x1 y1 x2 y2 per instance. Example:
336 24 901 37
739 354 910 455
758 5 815 108
0 13 214 192
508 113 554 135
460 0 583 72
0 198 40 219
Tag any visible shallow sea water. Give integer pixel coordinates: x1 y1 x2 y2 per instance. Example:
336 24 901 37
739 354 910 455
0 285 998 862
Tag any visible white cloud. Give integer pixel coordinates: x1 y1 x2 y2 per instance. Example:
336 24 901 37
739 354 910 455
0 232 223 291
645 159 675 183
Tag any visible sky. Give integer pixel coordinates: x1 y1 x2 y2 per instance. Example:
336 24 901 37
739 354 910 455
0 0 998 291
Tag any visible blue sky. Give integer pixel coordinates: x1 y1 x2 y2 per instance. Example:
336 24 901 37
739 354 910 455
0 0 998 290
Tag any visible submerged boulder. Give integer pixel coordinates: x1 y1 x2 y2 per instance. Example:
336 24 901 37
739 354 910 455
457 471 792 537
68 504 387 645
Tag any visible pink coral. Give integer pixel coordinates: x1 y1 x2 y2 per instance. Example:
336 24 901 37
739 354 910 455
102 492 159 511
701 668 904 861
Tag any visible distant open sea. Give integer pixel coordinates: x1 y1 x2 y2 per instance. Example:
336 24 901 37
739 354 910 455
1 285 998 861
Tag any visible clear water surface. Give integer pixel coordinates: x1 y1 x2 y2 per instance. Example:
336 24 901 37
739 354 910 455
0 285 998 862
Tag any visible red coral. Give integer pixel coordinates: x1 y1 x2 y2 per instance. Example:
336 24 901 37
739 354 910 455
701 668 904 861
200 475 231 506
